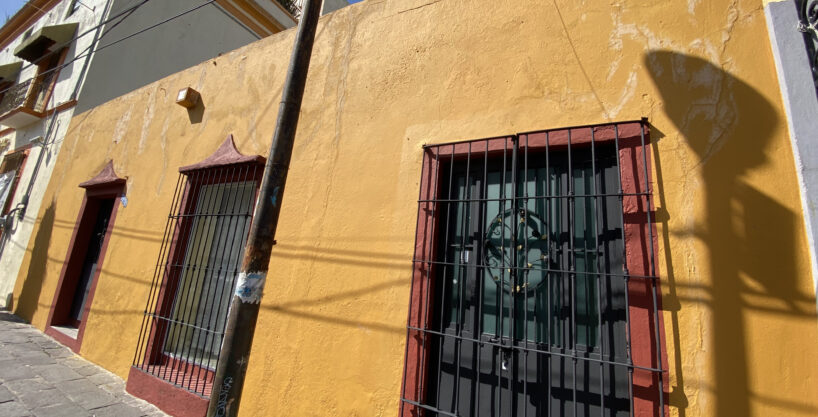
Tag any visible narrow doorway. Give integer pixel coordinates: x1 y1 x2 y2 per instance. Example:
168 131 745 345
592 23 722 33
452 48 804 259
46 161 125 352
65 197 114 327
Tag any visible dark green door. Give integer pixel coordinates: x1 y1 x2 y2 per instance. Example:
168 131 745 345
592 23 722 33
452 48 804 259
427 145 630 417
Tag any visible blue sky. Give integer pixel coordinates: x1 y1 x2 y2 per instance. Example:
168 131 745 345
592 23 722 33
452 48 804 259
1 0 27 23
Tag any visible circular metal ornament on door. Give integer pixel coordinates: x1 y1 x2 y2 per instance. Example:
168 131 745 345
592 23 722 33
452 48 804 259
483 208 551 295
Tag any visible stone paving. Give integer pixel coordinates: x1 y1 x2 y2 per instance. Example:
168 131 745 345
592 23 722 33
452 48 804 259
0 310 168 417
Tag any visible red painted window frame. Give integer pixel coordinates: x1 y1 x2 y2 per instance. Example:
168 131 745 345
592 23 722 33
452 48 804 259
140 168 263 387
127 136 265 417
400 121 669 416
45 163 125 353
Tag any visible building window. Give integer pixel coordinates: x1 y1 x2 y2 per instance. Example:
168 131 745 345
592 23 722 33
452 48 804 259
0 147 29 217
130 136 264 408
66 0 81 17
45 161 125 352
28 51 63 112
0 22 77 128
0 49 67 124
401 121 666 416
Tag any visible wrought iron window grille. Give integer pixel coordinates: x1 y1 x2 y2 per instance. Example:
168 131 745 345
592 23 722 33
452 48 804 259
400 120 666 417
132 159 263 397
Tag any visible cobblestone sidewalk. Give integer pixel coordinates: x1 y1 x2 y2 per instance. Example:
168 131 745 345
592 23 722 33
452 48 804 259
0 310 167 417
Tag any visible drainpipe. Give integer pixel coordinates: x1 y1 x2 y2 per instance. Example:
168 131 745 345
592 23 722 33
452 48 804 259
206 0 323 415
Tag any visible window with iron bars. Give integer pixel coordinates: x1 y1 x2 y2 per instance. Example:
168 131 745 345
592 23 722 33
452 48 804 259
401 121 666 417
132 147 263 397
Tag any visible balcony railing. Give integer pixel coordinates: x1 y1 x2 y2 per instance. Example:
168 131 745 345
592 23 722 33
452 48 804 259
0 79 30 115
0 69 56 117
282 0 302 18
797 0 818 94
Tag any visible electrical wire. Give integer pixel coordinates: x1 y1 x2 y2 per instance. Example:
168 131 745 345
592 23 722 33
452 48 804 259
1 0 222 98
2 0 151 79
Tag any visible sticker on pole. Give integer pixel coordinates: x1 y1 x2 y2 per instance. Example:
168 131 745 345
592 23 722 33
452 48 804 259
235 272 266 304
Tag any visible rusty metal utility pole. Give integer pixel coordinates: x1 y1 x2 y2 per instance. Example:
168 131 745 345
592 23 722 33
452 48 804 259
206 1 323 415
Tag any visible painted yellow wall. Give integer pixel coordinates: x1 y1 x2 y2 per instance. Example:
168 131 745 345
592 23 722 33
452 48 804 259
11 0 818 416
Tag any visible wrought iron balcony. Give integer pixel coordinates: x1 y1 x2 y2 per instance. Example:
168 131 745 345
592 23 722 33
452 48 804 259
283 0 303 18
0 71 56 128
797 0 818 93
0 79 31 116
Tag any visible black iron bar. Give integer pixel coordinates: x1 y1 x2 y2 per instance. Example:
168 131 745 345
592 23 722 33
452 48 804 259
497 137 508 417
206 0 322 413
175 166 223 388
145 173 187 377
412 259 657 280
545 131 552 417
146 173 190 377
568 130 578 417
452 143 473 415
418 192 650 203
190 168 239 390
474 141 488 416
194 165 249 394
170 170 213 387
205 166 252 386
590 128 607 417
639 123 664 416
400 398 459 416
209 167 259 392
434 146 456 410
169 212 252 218
160 169 208 384
522 133 529 417
406 326 662 373
205 168 255 393
612 125 635 417
144 314 224 334
133 173 184 368
509 136 518 417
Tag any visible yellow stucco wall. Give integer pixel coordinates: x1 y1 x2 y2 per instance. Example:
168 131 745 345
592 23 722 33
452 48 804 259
11 0 818 416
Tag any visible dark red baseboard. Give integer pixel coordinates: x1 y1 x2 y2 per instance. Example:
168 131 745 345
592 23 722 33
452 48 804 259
126 367 209 417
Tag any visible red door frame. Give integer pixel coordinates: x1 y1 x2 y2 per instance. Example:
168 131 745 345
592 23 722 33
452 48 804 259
400 121 669 416
45 163 125 353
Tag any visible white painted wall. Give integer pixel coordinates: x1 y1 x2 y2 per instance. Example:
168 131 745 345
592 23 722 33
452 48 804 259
0 0 110 308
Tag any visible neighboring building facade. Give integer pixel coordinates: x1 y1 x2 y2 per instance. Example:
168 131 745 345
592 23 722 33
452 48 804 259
765 0 818 314
7 0 818 417
0 0 314 310
0 0 109 309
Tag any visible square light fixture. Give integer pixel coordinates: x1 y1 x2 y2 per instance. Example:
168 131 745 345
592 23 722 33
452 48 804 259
176 87 200 108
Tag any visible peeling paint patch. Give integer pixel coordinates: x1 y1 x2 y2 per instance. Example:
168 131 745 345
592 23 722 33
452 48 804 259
112 105 133 144
196 66 208 91
138 88 157 154
156 117 170 195
605 68 638 119
688 0 700 15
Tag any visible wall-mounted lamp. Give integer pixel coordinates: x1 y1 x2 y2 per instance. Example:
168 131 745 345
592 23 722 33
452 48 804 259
176 87 200 108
